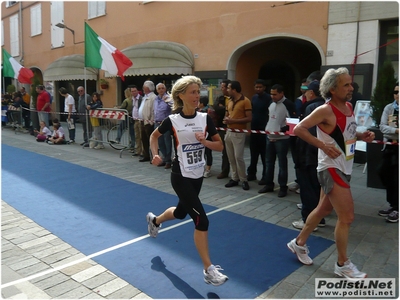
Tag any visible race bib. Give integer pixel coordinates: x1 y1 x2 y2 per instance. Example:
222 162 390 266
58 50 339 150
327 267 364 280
345 138 356 161
181 143 205 172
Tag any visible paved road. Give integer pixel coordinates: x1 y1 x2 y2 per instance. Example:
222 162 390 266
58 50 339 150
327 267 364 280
1 123 398 299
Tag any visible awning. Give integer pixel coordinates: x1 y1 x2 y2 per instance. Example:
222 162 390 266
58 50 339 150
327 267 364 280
43 54 98 81
106 41 194 77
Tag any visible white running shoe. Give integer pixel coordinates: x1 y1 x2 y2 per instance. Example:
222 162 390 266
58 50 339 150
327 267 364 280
203 265 228 286
334 259 367 280
292 219 318 232
146 212 161 238
297 203 302 209
203 170 211 178
287 238 313 265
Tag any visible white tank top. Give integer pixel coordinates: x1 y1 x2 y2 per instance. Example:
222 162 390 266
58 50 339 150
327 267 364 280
169 112 208 179
316 102 357 175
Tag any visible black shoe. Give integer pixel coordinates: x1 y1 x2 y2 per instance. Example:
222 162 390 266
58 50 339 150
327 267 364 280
80 142 86 146
258 179 267 185
278 188 288 198
139 158 150 162
131 153 138 157
158 162 166 167
83 143 89 147
242 181 250 190
258 186 274 193
247 174 257 181
378 207 395 217
225 180 239 188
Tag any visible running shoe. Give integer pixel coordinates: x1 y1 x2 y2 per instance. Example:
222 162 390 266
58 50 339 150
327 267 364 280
287 238 313 265
334 259 367 279
386 210 399 223
379 207 395 217
203 265 228 286
146 212 161 238
203 170 211 178
291 219 318 232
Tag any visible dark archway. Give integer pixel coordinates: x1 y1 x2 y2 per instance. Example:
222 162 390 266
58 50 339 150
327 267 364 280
235 37 322 101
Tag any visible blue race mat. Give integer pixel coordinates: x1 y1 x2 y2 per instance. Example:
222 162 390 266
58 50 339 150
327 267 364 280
2 144 334 298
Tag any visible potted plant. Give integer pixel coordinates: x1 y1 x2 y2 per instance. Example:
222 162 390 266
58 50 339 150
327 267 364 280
366 60 397 189
100 78 109 89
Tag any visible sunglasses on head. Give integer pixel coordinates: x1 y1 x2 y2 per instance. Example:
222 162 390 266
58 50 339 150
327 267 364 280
394 91 399 94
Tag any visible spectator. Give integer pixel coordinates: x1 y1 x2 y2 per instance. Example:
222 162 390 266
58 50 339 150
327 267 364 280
198 96 215 177
259 84 290 197
131 85 143 157
36 85 51 127
213 80 231 179
224 81 252 190
287 67 375 279
87 92 104 150
34 120 52 142
247 79 271 183
292 81 326 231
47 121 66 145
294 78 309 118
154 83 173 169
21 87 30 106
9 91 30 128
377 83 399 223
138 81 156 162
115 88 135 151
59 87 77 144
77 86 92 147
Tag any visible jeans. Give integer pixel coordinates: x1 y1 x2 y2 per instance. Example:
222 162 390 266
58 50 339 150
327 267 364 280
298 164 321 221
247 133 266 178
37 111 49 127
263 137 290 189
155 122 172 164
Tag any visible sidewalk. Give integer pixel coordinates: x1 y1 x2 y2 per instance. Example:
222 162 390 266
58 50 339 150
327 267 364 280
1 123 398 299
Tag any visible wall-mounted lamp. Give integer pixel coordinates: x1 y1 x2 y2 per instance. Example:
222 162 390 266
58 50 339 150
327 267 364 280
55 23 83 44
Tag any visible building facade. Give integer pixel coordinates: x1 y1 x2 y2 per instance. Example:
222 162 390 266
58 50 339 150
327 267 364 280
1 1 398 112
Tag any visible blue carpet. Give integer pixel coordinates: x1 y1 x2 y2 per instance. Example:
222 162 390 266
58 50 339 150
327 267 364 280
2 144 334 299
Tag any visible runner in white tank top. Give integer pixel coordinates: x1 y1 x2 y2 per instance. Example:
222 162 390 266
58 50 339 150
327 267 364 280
287 68 375 279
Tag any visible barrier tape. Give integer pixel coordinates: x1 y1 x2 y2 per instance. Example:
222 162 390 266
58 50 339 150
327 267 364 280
14 106 398 145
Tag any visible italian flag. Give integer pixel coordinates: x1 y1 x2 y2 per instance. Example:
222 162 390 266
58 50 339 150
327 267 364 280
84 23 132 81
2 48 34 84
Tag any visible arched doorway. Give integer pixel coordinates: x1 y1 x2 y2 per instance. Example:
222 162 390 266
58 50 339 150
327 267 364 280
228 35 324 101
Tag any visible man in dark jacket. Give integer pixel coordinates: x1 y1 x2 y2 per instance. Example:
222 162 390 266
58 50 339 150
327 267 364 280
247 79 271 183
292 80 326 230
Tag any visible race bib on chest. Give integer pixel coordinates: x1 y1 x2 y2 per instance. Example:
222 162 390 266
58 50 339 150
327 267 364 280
345 138 356 161
181 143 205 172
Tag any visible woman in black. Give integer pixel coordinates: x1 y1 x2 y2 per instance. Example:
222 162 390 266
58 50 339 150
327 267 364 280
147 76 228 286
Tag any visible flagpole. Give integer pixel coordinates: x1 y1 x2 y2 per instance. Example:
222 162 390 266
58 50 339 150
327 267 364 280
84 67 91 145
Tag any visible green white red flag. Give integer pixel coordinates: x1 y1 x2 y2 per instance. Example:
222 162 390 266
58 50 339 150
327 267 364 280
2 48 34 84
84 23 132 81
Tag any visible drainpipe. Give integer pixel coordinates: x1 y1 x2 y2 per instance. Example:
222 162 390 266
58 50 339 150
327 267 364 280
19 2 24 65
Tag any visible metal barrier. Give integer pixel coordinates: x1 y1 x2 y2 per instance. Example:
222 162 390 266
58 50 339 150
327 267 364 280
88 108 131 157
2 105 25 134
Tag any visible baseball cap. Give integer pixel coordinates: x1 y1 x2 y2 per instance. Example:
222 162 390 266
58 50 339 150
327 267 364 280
304 81 320 94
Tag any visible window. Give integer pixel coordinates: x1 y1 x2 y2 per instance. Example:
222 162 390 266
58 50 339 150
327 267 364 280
9 14 19 56
379 20 399 78
50 1 64 48
6 1 17 8
88 1 106 19
30 4 42 36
